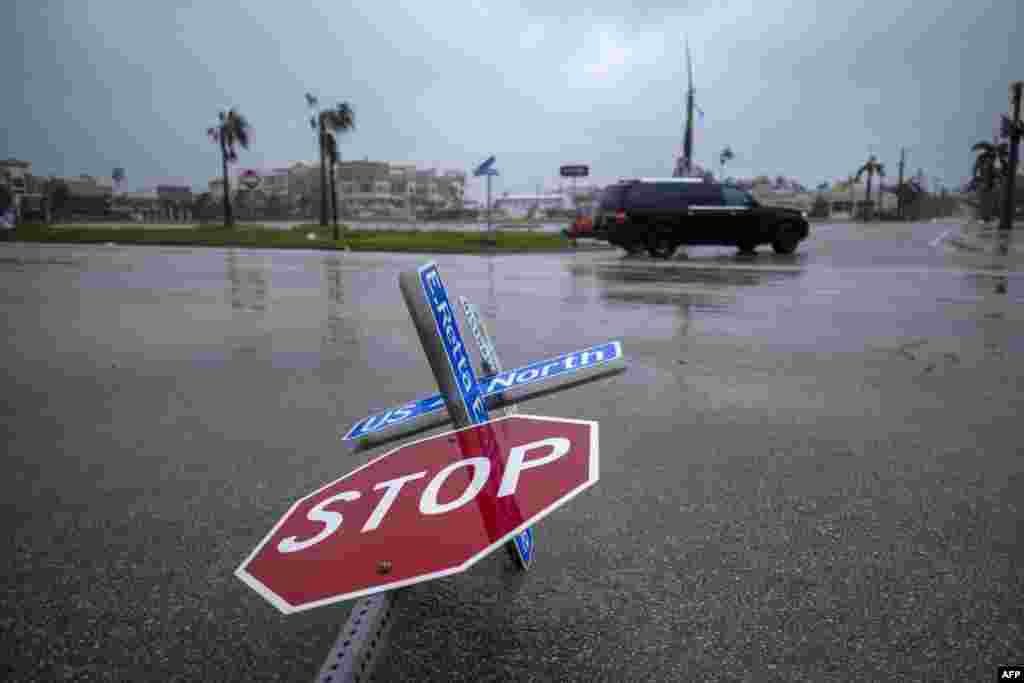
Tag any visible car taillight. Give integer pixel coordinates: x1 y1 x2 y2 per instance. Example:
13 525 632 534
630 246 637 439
615 210 627 224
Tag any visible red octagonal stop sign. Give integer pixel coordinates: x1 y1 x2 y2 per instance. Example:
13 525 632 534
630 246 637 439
236 414 598 613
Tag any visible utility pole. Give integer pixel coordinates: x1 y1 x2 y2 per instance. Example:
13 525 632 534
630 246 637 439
999 81 1023 231
896 148 906 220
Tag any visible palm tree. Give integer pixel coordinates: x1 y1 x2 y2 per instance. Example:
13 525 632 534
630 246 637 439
112 167 125 194
855 155 884 220
207 109 250 227
719 146 734 181
971 141 1009 221
306 94 356 240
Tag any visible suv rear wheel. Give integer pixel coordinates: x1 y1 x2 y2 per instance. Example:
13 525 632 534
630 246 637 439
647 236 677 259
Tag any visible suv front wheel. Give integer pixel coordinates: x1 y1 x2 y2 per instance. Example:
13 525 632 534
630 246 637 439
771 223 801 255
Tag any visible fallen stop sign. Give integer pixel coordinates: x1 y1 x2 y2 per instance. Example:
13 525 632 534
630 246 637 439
237 414 598 614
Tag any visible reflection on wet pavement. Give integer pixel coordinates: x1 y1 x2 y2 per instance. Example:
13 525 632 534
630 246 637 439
226 251 267 313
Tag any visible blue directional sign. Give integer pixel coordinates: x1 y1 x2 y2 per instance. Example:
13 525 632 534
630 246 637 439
343 340 624 441
513 527 533 566
473 155 496 177
417 263 489 424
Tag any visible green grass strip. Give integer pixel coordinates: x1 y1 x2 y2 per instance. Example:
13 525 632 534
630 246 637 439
11 223 574 253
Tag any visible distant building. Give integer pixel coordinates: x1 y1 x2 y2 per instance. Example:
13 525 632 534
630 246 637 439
493 193 569 218
208 177 237 198
206 160 467 218
0 159 31 196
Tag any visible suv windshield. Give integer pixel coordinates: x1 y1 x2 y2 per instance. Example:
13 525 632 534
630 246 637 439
722 187 753 207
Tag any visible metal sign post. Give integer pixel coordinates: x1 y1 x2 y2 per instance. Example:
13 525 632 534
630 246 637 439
475 156 499 245
560 165 590 227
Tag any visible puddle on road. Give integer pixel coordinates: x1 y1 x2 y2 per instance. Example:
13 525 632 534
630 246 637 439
4 243 1022 370
564 253 1024 353
0 256 81 268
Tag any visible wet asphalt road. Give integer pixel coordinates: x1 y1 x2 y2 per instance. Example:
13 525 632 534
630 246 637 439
2 221 1023 681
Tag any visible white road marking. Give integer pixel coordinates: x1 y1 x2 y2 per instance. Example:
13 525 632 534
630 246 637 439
598 259 1024 279
929 229 952 248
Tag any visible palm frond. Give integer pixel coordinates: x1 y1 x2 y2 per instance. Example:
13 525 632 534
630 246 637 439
305 93 318 108
323 104 355 133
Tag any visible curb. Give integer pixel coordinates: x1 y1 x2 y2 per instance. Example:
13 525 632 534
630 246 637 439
946 221 1024 254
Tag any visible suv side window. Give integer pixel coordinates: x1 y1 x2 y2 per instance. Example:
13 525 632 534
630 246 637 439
626 183 687 210
683 185 724 207
722 187 753 207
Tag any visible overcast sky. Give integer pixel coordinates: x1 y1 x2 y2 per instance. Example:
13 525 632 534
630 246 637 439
5 0 1020 199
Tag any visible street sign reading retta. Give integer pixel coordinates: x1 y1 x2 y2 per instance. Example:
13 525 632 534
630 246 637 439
236 414 598 614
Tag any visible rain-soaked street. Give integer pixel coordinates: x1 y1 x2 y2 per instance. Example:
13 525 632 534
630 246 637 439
2 220 1023 681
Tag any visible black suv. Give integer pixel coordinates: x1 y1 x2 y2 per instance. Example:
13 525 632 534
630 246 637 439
593 178 810 258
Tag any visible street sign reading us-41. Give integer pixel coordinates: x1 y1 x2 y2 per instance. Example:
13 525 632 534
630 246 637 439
237 414 598 614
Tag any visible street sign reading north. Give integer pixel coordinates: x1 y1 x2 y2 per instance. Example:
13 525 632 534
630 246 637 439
560 165 589 178
343 341 623 442
237 414 598 614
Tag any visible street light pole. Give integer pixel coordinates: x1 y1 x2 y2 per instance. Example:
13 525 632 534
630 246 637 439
1000 81 1023 232
897 148 906 221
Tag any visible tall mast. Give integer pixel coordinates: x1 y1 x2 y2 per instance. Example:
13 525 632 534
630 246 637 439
674 41 696 177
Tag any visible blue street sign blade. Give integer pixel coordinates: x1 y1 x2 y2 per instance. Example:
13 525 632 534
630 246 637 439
342 340 623 441
513 526 534 568
417 263 489 424
473 156 496 176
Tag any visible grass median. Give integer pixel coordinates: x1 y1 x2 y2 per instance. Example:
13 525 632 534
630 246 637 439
11 223 576 253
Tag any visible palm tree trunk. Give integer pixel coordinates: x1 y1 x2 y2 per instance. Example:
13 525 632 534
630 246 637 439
318 125 328 228
985 165 996 222
221 138 233 228
865 174 874 221
329 160 339 240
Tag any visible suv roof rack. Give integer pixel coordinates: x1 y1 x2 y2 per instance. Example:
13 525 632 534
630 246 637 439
617 177 708 184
